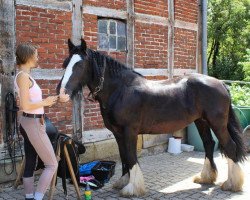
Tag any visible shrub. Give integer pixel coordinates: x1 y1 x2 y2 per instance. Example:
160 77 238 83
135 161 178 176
229 83 250 106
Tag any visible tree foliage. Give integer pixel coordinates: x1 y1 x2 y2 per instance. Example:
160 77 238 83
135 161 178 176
207 0 250 80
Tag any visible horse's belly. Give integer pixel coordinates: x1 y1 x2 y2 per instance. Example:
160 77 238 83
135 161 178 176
142 120 189 134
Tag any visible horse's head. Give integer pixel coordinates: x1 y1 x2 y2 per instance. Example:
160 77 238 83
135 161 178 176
57 38 90 100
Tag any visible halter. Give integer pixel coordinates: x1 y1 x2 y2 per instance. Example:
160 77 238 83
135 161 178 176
89 51 106 100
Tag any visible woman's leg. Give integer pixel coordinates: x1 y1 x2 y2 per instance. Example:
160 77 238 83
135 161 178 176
20 117 58 199
19 125 37 199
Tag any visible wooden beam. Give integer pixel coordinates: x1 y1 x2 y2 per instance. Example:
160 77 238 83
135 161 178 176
83 5 127 19
175 20 198 31
29 67 197 81
0 0 15 75
16 0 72 11
72 0 84 142
168 0 174 79
126 0 135 68
0 0 15 145
72 0 83 45
135 13 168 26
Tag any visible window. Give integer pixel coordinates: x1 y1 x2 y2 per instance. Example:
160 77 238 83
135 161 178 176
98 19 127 51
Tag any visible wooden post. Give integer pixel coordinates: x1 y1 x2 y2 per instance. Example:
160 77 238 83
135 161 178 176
72 0 83 45
126 0 135 68
72 0 84 142
0 0 15 74
72 92 84 142
168 0 174 79
0 0 16 149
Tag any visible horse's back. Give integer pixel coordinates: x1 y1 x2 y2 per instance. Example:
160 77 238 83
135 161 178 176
186 73 229 98
185 73 231 118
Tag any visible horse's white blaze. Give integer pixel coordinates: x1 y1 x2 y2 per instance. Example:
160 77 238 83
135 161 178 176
61 54 82 88
113 173 129 189
222 158 244 192
120 163 146 197
193 158 217 184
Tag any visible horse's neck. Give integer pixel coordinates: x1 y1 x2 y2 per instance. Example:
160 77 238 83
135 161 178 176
93 74 119 103
92 70 138 108
88 54 142 106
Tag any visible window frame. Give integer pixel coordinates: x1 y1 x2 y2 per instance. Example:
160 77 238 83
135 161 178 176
97 18 127 52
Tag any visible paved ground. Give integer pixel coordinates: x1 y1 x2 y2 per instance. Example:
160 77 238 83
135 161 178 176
0 151 250 200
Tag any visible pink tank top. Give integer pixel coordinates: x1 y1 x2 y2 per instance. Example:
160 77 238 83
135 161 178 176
14 71 44 114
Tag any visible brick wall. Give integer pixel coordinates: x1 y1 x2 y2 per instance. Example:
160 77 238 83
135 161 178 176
16 5 71 69
134 0 168 17
16 5 73 133
174 28 197 69
175 0 198 23
83 89 104 130
134 22 168 69
84 0 126 10
174 0 198 70
83 14 98 50
13 0 199 135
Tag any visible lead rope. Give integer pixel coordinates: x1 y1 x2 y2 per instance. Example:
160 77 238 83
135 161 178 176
2 92 24 175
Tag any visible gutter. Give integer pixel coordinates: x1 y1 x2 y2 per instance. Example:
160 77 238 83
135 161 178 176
202 0 208 75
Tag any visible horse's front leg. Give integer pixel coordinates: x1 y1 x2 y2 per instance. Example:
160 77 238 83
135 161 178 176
112 133 130 189
120 128 146 197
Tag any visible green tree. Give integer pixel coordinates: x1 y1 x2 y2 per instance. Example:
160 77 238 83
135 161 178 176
242 49 250 81
207 0 250 80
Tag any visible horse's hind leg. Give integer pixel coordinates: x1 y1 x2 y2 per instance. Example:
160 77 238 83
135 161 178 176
221 158 244 192
193 119 218 184
210 124 244 192
120 127 146 197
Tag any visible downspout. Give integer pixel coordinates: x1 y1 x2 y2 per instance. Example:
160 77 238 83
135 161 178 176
202 0 208 75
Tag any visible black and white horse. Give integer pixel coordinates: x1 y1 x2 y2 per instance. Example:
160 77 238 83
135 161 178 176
57 38 247 197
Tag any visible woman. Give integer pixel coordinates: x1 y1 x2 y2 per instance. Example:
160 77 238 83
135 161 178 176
15 43 69 200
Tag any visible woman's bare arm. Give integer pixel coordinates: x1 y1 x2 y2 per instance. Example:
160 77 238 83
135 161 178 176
17 73 57 111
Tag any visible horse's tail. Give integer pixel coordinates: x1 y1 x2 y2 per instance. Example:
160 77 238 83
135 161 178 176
222 83 247 162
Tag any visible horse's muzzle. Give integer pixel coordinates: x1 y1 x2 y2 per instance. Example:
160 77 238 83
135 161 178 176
59 88 70 102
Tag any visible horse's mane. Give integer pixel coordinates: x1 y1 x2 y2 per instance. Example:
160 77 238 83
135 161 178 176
87 49 143 78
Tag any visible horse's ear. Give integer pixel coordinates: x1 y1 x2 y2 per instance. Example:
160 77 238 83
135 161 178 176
68 39 75 53
81 38 87 53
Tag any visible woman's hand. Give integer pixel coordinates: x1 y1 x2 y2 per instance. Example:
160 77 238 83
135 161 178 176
59 88 70 103
43 96 58 107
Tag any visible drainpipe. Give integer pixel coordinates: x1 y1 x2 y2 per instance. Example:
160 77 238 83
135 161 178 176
202 0 208 75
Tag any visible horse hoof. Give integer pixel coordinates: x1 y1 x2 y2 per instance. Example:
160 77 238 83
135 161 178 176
113 174 129 190
113 180 124 190
193 175 204 184
193 172 217 184
194 158 217 184
221 180 243 192
221 159 244 192
120 183 146 197
221 180 231 191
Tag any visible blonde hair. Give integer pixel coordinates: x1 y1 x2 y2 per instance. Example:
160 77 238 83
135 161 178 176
16 43 37 65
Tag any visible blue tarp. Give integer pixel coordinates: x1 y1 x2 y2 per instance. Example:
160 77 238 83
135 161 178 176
79 161 100 175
